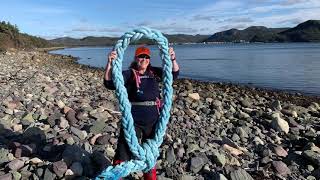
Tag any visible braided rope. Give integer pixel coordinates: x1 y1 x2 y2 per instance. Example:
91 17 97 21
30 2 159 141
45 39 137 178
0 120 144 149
95 27 173 179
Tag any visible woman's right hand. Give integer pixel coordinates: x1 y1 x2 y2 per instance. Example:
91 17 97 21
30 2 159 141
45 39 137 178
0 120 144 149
108 50 117 64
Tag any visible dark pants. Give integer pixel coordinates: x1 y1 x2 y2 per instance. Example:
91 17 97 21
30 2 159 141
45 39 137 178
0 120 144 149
113 123 158 180
114 123 157 161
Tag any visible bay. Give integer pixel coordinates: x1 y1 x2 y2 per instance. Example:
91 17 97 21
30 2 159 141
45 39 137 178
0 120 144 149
50 43 320 95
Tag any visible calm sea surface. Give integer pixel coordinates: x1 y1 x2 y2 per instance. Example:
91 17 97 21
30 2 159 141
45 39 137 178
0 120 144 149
50 43 320 95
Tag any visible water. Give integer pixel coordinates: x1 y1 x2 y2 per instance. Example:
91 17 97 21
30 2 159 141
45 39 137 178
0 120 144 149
50 43 320 95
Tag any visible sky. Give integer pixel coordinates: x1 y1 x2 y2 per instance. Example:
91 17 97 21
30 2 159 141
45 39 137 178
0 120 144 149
0 0 320 39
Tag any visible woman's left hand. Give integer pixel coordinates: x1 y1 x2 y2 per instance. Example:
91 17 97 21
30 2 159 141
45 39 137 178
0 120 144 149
169 47 176 61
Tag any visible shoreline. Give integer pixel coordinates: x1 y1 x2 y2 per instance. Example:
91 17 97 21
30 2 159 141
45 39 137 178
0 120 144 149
48 48 320 106
1 49 320 179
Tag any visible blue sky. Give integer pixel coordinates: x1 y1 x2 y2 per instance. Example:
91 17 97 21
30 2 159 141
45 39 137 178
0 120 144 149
1 0 319 39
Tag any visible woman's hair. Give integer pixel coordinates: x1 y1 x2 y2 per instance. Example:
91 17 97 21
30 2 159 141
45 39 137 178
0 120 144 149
129 58 152 71
129 58 160 80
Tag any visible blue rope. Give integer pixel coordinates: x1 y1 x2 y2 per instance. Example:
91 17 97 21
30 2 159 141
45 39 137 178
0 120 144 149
95 27 173 179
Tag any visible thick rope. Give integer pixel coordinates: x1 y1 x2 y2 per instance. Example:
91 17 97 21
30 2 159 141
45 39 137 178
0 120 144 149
95 27 173 179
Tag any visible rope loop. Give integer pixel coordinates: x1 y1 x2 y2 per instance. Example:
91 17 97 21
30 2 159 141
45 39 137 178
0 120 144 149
95 27 173 179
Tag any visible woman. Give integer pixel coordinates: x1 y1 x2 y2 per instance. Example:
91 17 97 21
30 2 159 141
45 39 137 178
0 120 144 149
104 46 179 180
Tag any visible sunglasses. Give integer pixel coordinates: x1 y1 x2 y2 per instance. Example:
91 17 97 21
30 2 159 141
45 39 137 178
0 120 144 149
137 54 150 59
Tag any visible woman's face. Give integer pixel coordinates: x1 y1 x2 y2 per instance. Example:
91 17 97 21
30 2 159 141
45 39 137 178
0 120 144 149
136 54 150 70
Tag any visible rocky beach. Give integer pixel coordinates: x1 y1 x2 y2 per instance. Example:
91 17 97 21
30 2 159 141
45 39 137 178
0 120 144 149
1 50 320 180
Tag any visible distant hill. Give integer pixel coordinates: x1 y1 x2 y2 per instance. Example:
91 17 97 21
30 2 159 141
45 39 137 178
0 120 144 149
204 26 289 43
49 34 210 46
279 20 320 42
204 20 320 43
0 21 52 51
49 36 119 46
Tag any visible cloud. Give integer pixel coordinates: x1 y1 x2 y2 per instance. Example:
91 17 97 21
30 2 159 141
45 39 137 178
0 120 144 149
151 24 198 34
71 27 96 32
253 8 320 27
136 21 153 27
70 25 124 34
97 27 123 33
79 18 88 23
28 0 320 38
218 24 247 31
191 15 215 21
250 0 320 13
130 0 320 35
222 17 254 23
280 0 307 6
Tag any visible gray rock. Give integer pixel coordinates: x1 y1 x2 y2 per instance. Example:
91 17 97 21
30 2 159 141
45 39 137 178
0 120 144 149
273 146 288 157
236 127 248 139
281 109 298 118
105 146 115 158
190 155 207 173
232 134 241 142
307 176 317 180
75 110 87 121
0 173 12 180
236 111 250 119
36 168 44 177
166 147 176 165
179 175 196 180
21 113 34 125
47 111 62 127
66 110 78 125
6 159 24 171
89 109 111 120
56 100 65 109
0 115 12 129
70 162 83 176
89 120 107 134
303 150 320 166
53 160 68 177
96 134 111 145
20 169 33 179
240 99 251 108
43 168 56 180
11 171 22 180
186 143 200 154
271 100 282 110
83 142 92 153
70 127 87 140
212 151 226 167
0 148 10 165
66 137 75 145
253 137 264 145
59 117 69 129
177 147 185 158
158 176 173 180
271 113 289 134
109 137 118 145
272 161 291 176
307 165 314 172
212 100 222 108
229 168 254 180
